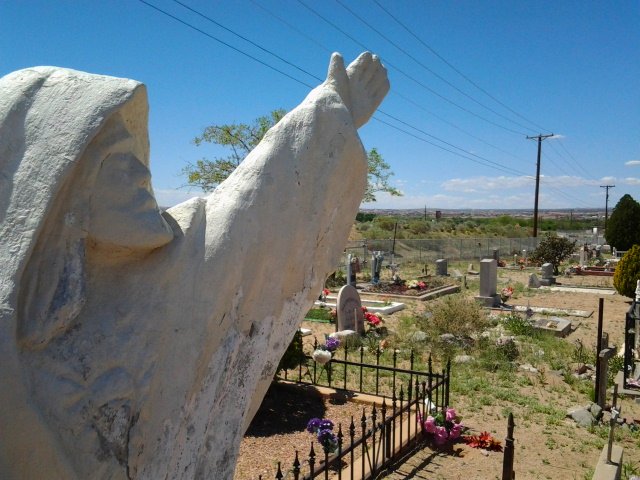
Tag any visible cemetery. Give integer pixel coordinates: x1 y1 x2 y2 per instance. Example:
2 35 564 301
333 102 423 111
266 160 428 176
233 248 640 480
1 41 639 480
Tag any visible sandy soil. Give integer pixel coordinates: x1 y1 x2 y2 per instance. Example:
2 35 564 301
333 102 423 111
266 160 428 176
235 268 640 479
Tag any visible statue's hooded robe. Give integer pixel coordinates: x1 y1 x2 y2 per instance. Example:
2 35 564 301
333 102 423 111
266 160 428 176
0 57 380 479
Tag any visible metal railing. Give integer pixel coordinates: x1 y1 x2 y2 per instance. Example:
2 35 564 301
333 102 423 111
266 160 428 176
258 380 437 480
283 341 450 406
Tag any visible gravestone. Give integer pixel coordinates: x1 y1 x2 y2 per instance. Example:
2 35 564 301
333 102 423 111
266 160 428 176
540 262 556 286
532 316 571 337
475 259 500 307
579 248 586 266
528 273 541 288
436 258 448 276
492 248 500 262
371 251 384 284
337 285 364 334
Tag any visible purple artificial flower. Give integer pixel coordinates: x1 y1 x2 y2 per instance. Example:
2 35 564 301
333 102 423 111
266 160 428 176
317 429 339 453
306 418 322 433
325 337 340 352
319 419 334 431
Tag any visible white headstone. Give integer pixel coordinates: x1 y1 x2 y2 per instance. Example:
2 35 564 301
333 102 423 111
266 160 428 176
336 285 364 334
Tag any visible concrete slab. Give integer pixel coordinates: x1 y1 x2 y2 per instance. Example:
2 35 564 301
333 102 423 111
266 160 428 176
532 316 572 337
512 305 594 318
592 444 623 480
542 286 616 295
315 296 405 314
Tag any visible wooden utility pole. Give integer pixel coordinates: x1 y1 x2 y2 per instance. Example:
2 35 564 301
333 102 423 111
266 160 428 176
600 185 615 231
527 133 554 237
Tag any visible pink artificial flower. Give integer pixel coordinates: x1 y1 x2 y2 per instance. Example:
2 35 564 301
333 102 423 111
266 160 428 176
445 408 457 422
434 426 449 445
424 416 436 433
450 423 463 440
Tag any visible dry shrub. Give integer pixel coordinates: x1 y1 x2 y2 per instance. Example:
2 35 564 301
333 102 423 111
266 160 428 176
416 294 490 361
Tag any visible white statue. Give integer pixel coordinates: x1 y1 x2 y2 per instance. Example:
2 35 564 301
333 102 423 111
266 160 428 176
0 53 388 479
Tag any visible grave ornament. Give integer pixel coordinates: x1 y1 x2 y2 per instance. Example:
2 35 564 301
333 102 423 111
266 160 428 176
0 52 388 479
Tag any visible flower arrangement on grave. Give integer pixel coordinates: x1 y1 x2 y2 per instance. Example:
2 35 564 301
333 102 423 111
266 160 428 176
306 418 338 454
419 407 464 446
407 279 428 290
318 288 331 303
329 308 337 321
500 286 514 302
361 306 384 332
312 336 341 365
462 431 503 451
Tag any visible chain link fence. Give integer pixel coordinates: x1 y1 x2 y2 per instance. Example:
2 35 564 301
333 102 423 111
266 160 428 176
341 232 608 272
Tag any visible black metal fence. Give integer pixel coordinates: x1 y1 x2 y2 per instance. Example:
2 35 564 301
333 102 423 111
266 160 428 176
259 380 438 480
283 340 450 406
256 346 451 479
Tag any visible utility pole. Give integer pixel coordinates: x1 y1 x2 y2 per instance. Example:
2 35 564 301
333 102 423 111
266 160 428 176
600 185 615 231
527 133 554 237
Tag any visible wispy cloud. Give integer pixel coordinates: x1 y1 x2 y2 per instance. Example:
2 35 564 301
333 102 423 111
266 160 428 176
442 176 534 192
155 188 202 208
624 177 640 186
625 160 640 167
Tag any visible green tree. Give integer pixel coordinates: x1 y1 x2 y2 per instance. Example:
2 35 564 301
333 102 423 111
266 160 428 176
182 110 401 202
529 233 577 274
364 147 401 202
605 194 640 250
182 109 287 191
613 244 640 298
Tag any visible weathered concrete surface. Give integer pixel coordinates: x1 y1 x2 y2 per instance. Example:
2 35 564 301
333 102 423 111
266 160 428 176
0 52 388 479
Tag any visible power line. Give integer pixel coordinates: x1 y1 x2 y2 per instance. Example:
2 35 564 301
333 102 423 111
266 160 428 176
540 180 599 208
171 0 323 83
296 0 528 136
373 115 527 176
336 0 537 134
136 0 315 89
391 90 530 163
372 0 552 134
251 0 535 160
139 0 536 186
249 0 333 55
377 110 528 175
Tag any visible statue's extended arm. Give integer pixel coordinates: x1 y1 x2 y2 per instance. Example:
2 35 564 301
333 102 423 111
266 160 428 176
325 52 389 129
156 52 389 478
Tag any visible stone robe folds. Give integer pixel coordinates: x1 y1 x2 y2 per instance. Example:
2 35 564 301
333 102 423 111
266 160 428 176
0 54 388 479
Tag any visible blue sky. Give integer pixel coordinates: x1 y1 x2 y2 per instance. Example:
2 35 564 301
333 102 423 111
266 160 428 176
2 0 638 210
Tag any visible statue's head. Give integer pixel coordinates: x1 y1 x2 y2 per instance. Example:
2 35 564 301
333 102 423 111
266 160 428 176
85 98 173 250
0 67 172 350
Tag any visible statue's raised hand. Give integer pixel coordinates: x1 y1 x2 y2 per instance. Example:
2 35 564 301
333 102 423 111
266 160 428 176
326 52 389 129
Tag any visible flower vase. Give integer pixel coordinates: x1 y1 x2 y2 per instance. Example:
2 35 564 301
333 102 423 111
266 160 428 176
312 349 332 365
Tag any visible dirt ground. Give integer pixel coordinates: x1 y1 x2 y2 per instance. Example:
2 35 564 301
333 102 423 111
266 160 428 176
235 267 640 480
